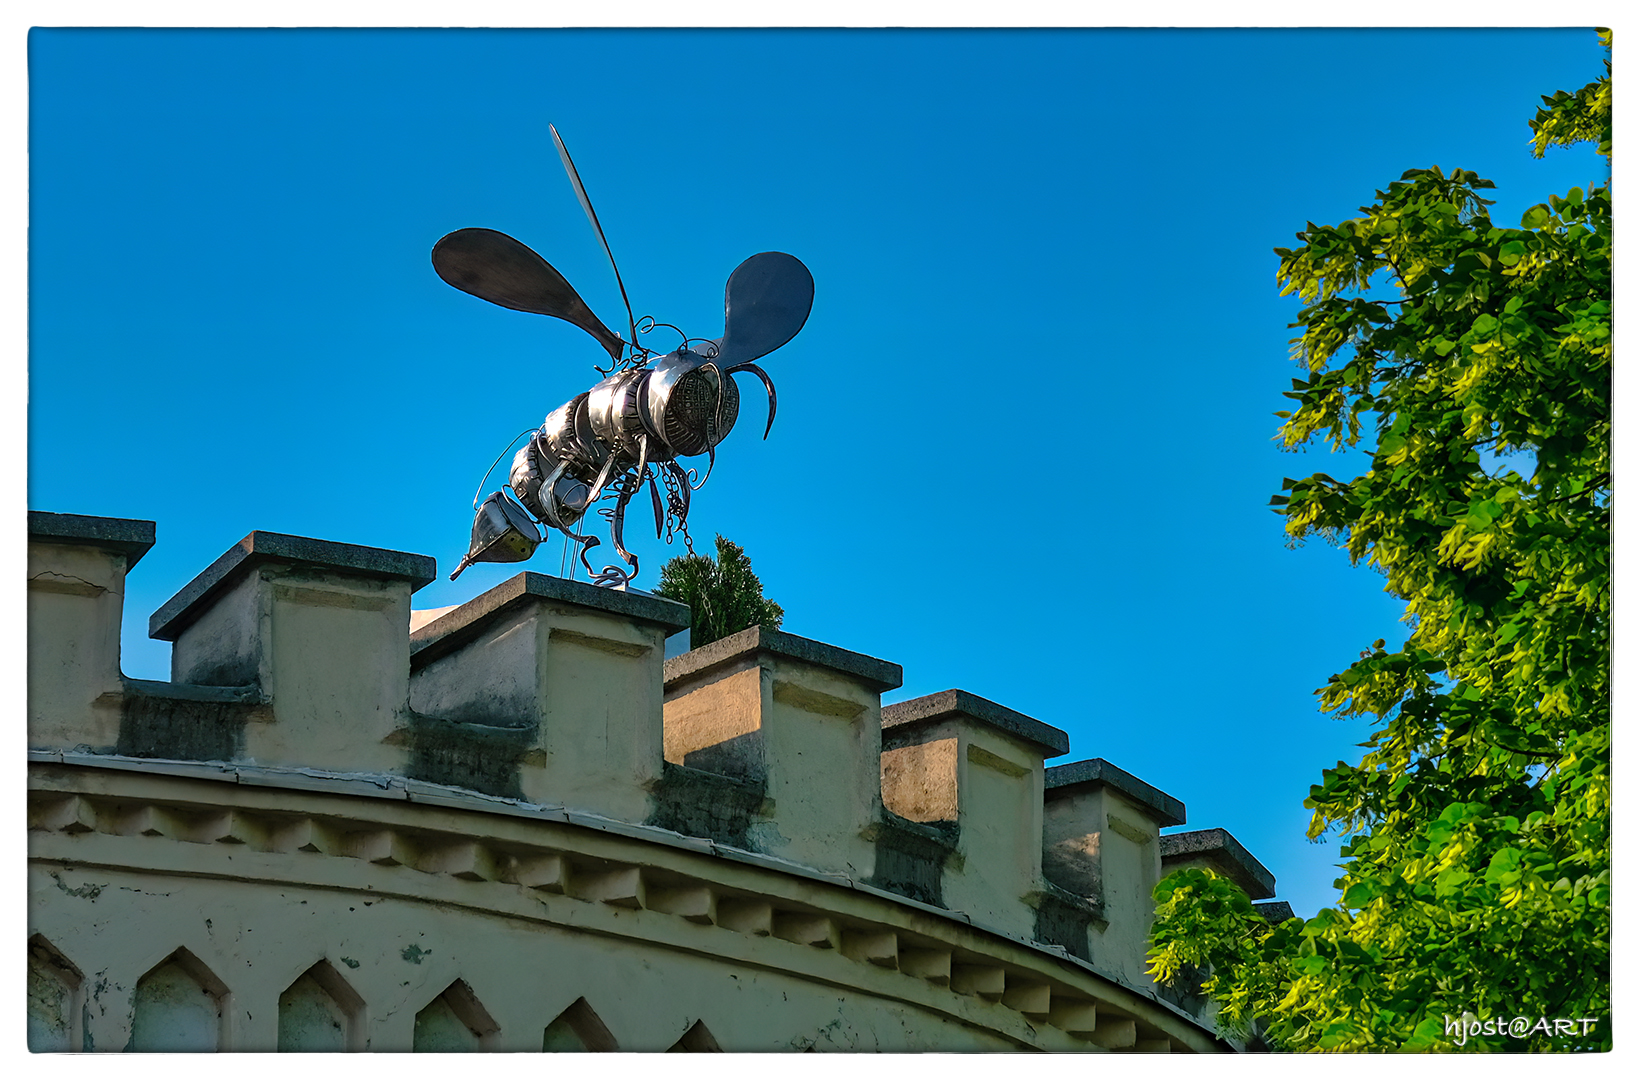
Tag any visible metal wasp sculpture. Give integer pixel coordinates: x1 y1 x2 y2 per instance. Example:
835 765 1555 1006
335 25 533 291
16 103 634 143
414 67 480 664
438 125 814 587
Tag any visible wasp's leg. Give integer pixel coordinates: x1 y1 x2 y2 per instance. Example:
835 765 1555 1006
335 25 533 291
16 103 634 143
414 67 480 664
547 508 602 582
727 362 776 439
633 433 650 491
535 461 586 538
573 534 602 579
627 433 666 539
582 449 625 508
648 471 664 539
529 458 605 580
606 475 640 583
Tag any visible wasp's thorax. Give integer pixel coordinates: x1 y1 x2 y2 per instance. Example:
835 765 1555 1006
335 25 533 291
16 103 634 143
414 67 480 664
582 347 740 465
508 348 739 532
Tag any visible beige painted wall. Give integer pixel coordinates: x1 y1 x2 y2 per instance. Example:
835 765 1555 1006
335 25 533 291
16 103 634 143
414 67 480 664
28 541 129 750
26 517 1237 1053
28 761 1214 1053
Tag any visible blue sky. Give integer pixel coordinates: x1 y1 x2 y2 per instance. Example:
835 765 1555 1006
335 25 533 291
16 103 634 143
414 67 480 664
27 27 1608 920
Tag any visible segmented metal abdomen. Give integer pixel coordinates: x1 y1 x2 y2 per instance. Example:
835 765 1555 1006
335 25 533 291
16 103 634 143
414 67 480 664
509 435 590 527
539 392 610 482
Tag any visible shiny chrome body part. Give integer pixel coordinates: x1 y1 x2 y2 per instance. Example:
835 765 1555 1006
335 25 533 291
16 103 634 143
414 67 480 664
449 490 543 580
439 126 813 586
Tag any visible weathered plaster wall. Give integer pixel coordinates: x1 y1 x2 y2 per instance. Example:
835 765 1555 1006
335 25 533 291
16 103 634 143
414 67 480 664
31 863 1033 1052
25 512 1287 1053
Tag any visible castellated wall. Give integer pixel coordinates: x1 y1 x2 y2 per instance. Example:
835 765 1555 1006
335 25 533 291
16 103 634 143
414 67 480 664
27 511 1288 1053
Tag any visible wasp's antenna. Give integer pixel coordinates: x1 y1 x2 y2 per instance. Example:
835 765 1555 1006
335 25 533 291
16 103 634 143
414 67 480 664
550 123 638 359
728 362 778 439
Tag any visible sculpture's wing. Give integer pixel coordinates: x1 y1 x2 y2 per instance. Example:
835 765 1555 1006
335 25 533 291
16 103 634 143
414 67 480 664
705 252 814 367
432 227 624 363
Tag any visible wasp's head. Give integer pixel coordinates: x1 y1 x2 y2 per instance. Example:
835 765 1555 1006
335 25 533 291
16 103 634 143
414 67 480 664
645 349 740 459
660 364 739 457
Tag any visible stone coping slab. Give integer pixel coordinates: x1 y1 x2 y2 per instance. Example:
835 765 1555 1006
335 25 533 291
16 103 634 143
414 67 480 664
29 510 157 569
410 571 691 668
120 677 268 706
151 531 437 642
1045 758 1187 828
1159 827 1277 900
881 689 1070 759
1255 900 1297 925
664 625 902 694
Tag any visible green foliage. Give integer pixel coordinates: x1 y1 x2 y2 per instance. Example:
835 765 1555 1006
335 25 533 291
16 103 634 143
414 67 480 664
654 534 785 649
1150 37 1610 1053
1149 869 1305 1043
1529 30 1611 161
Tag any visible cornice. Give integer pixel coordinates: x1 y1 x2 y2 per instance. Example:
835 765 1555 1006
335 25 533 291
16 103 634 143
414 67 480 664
27 752 1229 1053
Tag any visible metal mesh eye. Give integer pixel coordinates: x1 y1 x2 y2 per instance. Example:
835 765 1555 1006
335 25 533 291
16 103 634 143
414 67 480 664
664 371 740 457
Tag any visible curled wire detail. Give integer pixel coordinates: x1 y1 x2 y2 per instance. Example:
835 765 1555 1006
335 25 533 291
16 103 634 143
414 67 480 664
472 429 536 510
592 564 634 588
637 315 689 352
591 315 706 377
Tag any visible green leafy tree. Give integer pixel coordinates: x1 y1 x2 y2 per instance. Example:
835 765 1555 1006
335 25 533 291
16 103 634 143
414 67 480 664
654 534 785 649
1149 34 1610 1053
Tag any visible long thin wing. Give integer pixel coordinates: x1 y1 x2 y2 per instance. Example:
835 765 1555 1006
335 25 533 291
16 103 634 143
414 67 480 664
709 252 814 367
432 227 624 363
